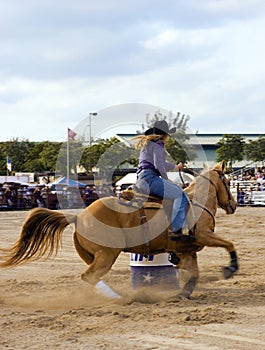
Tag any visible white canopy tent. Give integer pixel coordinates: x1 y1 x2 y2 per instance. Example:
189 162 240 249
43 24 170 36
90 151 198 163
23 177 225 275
115 172 194 188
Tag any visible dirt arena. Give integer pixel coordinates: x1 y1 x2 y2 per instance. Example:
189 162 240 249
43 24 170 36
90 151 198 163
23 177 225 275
1 206 265 349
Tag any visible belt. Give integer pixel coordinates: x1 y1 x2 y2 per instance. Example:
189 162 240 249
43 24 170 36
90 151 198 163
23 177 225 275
137 168 157 177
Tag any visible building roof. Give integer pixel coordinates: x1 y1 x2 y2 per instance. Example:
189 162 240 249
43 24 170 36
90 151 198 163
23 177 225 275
188 134 265 146
116 133 265 147
115 133 265 170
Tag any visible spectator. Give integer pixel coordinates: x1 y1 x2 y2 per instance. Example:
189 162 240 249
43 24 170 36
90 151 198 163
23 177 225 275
41 185 48 207
257 183 264 191
5 187 13 209
33 186 44 207
238 190 245 205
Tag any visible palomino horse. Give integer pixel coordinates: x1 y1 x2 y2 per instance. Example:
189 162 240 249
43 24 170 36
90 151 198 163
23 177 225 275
0 162 238 299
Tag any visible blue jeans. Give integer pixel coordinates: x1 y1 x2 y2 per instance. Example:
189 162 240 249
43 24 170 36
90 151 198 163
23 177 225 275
136 169 188 232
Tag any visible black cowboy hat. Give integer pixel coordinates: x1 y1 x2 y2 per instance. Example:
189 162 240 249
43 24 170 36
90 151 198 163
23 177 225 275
144 120 176 136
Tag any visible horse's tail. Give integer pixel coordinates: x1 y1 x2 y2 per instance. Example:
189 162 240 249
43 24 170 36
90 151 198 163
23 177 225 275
0 208 77 268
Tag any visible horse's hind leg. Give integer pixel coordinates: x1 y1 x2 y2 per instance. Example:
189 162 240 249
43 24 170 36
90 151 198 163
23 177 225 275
81 248 121 298
74 232 94 266
178 252 199 299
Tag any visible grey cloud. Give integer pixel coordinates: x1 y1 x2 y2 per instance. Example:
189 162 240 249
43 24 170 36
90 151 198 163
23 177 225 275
2 1 265 80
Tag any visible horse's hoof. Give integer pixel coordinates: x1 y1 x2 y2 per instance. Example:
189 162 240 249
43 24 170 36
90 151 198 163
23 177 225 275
95 280 121 299
178 291 191 299
223 266 237 279
168 252 180 265
167 295 182 303
81 273 88 282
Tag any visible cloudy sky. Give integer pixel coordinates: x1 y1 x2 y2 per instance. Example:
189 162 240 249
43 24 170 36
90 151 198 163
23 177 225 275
1 0 265 142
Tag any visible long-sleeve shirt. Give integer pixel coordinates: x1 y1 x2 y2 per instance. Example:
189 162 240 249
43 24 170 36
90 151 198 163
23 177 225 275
136 140 175 179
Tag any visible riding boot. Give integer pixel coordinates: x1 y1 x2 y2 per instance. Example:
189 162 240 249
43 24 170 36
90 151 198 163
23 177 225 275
169 229 196 243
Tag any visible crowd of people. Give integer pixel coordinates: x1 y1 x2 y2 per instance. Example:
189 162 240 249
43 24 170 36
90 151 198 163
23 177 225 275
232 166 265 184
1 166 264 210
230 166 265 205
0 184 100 210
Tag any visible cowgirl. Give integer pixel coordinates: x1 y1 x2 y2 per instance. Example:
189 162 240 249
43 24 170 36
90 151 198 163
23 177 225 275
134 120 194 243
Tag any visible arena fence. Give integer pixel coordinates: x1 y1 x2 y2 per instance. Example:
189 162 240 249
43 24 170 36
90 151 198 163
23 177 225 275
230 180 265 206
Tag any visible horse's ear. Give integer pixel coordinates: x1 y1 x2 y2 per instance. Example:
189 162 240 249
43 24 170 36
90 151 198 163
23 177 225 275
214 160 226 172
221 160 226 172
203 162 209 170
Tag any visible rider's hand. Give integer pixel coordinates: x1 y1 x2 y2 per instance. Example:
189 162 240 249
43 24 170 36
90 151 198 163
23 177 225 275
175 162 185 171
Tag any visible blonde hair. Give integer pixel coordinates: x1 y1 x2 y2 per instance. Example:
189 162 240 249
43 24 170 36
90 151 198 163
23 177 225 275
132 134 168 149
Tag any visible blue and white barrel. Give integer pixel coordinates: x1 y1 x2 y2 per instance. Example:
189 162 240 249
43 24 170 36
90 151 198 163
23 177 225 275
130 253 179 290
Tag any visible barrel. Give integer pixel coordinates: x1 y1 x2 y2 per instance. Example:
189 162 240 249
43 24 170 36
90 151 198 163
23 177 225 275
129 253 179 290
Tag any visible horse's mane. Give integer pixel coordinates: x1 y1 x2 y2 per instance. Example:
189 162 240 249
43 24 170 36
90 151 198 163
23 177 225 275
184 162 225 201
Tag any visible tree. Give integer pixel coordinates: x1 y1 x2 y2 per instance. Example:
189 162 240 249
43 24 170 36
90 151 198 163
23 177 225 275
56 141 85 176
0 139 35 173
0 139 84 176
80 138 121 173
24 141 63 173
216 134 245 170
244 136 265 163
138 110 189 134
0 147 7 174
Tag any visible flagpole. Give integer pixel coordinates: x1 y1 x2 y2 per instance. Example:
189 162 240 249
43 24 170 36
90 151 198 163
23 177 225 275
67 128 77 185
67 129 69 185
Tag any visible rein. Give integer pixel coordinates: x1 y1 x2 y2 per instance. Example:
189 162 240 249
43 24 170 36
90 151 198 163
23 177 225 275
190 199 216 227
188 168 232 225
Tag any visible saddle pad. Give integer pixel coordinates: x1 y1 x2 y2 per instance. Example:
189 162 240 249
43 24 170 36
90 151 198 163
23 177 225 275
121 189 163 204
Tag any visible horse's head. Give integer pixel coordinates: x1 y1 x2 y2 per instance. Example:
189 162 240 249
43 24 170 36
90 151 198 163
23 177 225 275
208 161 237 214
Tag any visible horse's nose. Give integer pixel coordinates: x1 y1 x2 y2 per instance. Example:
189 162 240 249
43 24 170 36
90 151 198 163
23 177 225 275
227 200 237 214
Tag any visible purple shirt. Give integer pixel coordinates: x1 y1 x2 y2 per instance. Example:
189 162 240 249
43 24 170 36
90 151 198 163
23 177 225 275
137 140 175 179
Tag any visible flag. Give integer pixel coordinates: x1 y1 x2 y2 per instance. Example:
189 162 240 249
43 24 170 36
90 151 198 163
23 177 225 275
7 156 12 172
68 128 77 141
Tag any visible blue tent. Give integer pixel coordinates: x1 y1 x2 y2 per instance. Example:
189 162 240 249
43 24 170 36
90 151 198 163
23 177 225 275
50 176 86 187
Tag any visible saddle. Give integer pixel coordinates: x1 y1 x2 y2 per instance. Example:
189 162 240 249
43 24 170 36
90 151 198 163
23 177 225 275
120 187 196 241
120 187 162 204
120 188 195 250
119 187 173 220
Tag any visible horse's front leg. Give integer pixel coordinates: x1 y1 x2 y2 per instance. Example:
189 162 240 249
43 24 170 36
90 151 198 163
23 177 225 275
196 231 239 279
223 250 239 279
177 252 199 299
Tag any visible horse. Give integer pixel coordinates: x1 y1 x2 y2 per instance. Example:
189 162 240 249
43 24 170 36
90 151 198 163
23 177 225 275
0 161 238 300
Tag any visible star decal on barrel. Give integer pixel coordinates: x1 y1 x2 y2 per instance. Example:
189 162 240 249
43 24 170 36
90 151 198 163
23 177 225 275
142 272 155 284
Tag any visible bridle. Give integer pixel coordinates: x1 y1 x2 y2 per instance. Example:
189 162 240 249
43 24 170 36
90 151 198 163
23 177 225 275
182 168 235 227
199 170 234 211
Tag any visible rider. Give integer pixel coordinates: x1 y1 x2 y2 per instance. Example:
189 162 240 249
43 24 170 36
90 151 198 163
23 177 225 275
134 120 195 244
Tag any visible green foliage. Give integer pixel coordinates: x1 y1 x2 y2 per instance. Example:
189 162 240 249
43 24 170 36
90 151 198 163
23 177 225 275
25 141 63 172
216 134 245 169
56 141 85 176
0 137 136 176
80 137 139 174
244 136 265 162
0 138 35 173
0 147 6 173
0 139 66 174
165 136 196 164
80 138 119 173
0 110 195 177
